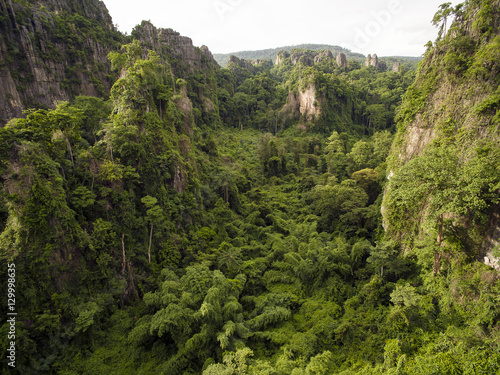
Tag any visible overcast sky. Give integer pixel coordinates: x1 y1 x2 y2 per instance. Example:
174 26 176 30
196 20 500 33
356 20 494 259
102 0 458 57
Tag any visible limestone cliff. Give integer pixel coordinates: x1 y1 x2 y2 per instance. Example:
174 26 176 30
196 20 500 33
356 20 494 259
280 80 320 123
336 52 347 69
276 49 356 126
275 49 341 67
130 21 220 125
226 55 257 73
0 0 123 124
131 21 217 75
298 83 320 119
365 53 379 68
0 3 221 126
314 50 333 64
274 51 289 65
383 0 500 268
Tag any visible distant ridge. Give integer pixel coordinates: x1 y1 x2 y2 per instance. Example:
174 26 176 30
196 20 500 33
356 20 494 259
213 44 421 67
213 44 364 67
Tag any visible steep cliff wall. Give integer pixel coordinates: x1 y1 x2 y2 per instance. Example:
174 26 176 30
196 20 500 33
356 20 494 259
131 21 220 126
0 0 124 124
280 82 320 123
0 2 221 127
383 0 500 268
131 21 217 75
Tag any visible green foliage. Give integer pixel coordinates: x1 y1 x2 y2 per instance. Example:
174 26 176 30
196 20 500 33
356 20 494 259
384 142 500 263
2 2 500 373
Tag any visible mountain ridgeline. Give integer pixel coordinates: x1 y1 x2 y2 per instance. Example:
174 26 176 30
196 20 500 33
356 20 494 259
0 0 499 374
212 43 421 69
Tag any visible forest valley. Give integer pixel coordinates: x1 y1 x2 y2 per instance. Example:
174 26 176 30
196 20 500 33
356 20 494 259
1 0 500 374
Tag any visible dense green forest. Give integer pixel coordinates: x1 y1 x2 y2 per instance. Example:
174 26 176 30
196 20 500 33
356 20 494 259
1 0 500 374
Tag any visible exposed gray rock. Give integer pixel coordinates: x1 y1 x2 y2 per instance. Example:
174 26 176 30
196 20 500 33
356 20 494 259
290 51 314 66
133 22 217 73
314 50 333 64
336 52 347 68
0 0 119 124
365 53 379 68
274 51 289 65
227 55 256 72
365 54 372 67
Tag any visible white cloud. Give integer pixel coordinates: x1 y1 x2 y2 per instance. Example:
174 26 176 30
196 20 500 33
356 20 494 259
102 0 459 56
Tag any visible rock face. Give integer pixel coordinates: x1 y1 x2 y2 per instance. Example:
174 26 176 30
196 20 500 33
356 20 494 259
131 21 217 74
290 51 315 66
314 50 333 64
280 81 320 122
0 0 123 125
0 3 219 126
274 51 289 65
226 55 257 73
274 50 341 124
274 49 345 68
483 208 500 270
392 62 401 72
201 45 215 62
298 84 320 119
365 53 379 68
383 0 500 269
365 54 371 66
336 52 347 68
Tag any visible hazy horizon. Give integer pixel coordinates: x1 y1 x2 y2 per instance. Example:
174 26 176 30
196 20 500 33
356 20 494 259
102 0 459 57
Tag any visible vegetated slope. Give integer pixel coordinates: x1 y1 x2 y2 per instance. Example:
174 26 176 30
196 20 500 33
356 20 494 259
214 43 421 68
213 45 421 86
384 0 500 271
0 1 499 374
0 2 221 127
0 20 415 372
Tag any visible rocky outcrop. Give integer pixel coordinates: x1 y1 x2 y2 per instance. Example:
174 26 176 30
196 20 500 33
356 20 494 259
0 2 221 126
228 55 250 68
131 21 217 75
298 84 320 119
365 54 371 66
226 55 257 73
0 0 122 125
336 52 347 69
274 51 289 65
483 208 500 270
290 51 315 66
365 53 379 68
314 50 333 64
201 45 214 62
275 51 287 65
280 81 320 122
392 62 401 72
275 49 345 68
383 0 500 269
280 91 301 121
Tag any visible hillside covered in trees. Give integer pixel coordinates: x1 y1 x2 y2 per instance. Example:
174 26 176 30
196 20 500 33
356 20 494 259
213 44 367 68
213 44 420 71
1 0 500 374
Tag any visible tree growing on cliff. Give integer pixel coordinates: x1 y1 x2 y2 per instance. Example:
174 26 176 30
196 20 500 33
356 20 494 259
432 2 453 38
385 143 500 273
